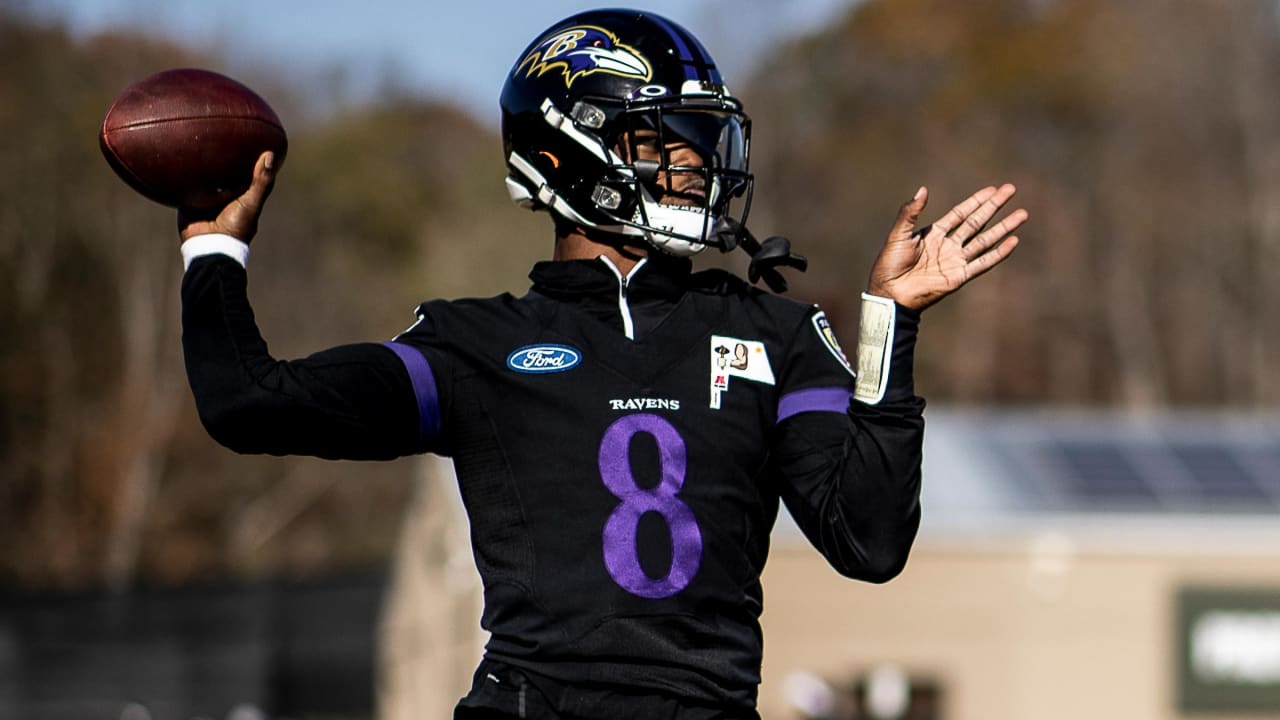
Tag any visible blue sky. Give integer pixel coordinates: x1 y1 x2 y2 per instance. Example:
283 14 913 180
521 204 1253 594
36 0 857 123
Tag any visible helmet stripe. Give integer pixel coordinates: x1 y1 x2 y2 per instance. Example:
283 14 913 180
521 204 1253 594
648 14 711 82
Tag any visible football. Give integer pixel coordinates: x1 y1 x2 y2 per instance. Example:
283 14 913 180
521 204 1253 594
99 68 288 209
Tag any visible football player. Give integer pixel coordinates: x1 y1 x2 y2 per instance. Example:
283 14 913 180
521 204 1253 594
176 8 1025 719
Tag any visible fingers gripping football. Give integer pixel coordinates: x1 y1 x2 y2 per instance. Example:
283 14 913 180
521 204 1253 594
178 151 278 243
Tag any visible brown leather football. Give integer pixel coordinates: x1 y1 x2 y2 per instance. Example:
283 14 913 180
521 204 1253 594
99 68 288 209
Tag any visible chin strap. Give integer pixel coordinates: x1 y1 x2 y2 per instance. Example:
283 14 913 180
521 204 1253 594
716 218 808 293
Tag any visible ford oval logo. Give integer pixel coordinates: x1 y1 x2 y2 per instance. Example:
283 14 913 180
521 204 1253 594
506 344 582 374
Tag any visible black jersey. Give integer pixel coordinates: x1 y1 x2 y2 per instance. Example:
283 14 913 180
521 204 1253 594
181 248 925 714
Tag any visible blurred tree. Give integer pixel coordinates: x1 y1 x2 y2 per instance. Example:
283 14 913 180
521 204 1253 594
0 7 540 590
745 0 1280 408
0 10 202 589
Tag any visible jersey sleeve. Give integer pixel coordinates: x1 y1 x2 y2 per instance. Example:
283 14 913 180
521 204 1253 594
181 252 448 460
770 303 926 583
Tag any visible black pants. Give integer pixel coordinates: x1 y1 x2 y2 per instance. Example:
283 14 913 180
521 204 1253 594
453 659 760 720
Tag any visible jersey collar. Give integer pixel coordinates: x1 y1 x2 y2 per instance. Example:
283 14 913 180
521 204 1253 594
529 255 693 301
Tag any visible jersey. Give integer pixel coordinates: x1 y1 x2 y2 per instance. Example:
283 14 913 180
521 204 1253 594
179 243 926 715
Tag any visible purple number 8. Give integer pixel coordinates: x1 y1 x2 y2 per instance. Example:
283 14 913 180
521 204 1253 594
597 413 703 599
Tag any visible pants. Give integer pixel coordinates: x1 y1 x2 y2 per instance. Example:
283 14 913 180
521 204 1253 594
453 659 760 720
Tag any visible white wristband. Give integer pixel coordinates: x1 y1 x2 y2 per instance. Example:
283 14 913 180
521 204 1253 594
181 234 250 270
854 292 896 405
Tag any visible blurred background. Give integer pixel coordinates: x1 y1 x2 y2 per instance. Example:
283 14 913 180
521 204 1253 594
3 0 1280 718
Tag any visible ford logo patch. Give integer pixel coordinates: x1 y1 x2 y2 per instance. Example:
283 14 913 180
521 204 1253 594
506 344 582 374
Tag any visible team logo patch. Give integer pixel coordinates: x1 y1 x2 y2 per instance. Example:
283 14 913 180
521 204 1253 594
515 25 652 88
506 344 582 374
708 336 774 409
812 311 855 377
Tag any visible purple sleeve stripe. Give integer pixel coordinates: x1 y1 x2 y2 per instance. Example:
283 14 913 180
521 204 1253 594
777 387 852 424
383 341 441 439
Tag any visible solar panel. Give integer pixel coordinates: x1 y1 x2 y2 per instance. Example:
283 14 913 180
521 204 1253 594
1239 444 1280 497
968 413 1280 515
1168 443 1270 504
1046 440 1159 507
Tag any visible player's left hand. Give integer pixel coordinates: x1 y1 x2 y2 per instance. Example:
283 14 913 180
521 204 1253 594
867 183 1026 312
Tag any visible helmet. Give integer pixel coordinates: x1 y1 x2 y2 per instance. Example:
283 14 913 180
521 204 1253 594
500 8 752 257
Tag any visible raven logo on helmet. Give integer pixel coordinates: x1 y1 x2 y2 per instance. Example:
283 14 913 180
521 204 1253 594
515 25 652 88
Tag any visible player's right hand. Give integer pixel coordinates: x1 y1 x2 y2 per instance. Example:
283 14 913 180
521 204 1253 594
178 151 278 244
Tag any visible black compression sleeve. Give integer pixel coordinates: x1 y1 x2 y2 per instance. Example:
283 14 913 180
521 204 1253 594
181 255 423 460
774 304 925 582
